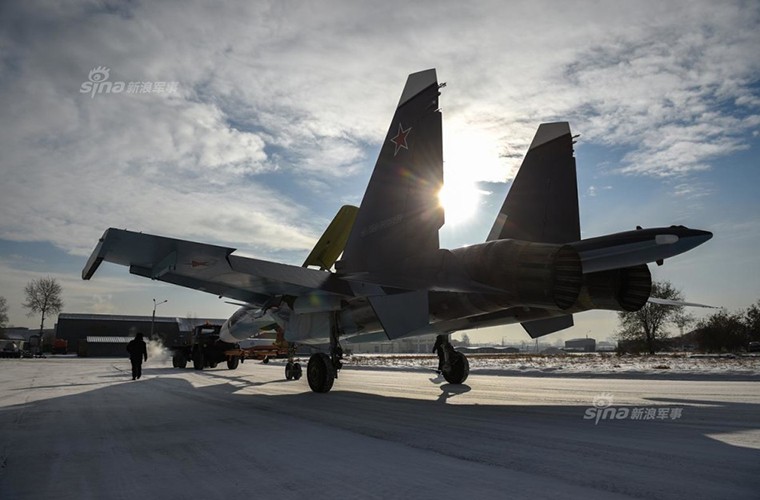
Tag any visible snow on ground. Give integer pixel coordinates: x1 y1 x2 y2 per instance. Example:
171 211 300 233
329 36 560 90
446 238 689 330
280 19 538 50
1 357 758 500
342 352 760 377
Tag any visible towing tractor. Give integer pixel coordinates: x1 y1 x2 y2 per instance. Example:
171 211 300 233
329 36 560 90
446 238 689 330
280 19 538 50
171 324 241 370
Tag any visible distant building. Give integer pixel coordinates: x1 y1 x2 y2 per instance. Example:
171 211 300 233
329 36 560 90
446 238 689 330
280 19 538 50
564 338 596 352
81 336 133 357
3 327 55 354
2 327 34 342
596 341 617 352
459 346 520 354
55 313 227 357
347 333 439 354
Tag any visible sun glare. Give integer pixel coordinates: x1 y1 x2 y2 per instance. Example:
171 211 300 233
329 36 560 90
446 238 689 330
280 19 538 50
438 180 482 226
438 119 505 227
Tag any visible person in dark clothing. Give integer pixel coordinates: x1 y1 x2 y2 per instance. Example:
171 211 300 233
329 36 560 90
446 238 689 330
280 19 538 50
432 334 447 374
126 333 148 380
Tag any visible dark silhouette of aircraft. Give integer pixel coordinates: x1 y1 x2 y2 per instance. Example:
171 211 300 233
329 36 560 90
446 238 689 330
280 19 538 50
83 69 711 392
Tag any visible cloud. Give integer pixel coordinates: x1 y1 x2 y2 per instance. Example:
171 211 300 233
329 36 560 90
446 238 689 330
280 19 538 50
0 256 145 324
586 185 615 198
673 183 712 199
0 0 758 261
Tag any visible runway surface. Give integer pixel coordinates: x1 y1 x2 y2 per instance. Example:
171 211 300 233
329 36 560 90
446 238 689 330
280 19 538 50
1 357 759 499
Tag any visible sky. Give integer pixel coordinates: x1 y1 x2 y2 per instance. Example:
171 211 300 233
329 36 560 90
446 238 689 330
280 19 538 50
1 0 759 344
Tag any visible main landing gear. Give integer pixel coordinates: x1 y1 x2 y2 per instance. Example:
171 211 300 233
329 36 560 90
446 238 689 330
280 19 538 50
307 313 343 393
441 338 469 385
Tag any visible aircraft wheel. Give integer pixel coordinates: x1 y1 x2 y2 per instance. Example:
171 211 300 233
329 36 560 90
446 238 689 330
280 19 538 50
307 353 334 393
192 349 204 370
176 353 187 369
263 356 270 364
292 362 302 380
227 356 239 370
285 362 294 380
443 352 469 384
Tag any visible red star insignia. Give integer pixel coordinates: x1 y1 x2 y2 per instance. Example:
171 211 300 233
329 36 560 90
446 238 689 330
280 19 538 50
390 123 412 156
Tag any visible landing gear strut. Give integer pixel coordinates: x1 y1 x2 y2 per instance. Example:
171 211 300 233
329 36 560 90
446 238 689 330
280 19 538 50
307 312 343 393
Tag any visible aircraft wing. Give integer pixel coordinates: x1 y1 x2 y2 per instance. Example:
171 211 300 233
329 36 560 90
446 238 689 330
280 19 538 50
82 228 352 304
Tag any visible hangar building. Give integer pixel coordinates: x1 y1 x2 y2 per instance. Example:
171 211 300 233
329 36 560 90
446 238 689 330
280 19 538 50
55 313 226 357
564 337 597 352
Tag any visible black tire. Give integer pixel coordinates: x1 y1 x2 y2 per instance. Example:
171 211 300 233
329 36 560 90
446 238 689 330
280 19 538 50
172 355 178 368
227 356 239 370
285 362 293 380
443 352 469 384
192 348 204 370
208 361 218 369
307 353 334 393
263 356 270 364
177 353 187 369
292 362 302 380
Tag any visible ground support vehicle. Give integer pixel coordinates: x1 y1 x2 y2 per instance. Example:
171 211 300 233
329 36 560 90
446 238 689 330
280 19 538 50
171 324 241 370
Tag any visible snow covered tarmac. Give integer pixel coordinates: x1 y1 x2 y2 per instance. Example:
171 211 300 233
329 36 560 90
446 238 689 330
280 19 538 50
1 357 759 499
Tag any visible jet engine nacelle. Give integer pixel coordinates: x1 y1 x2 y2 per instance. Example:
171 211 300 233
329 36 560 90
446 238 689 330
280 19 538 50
451 239 583 310
574 264 652 312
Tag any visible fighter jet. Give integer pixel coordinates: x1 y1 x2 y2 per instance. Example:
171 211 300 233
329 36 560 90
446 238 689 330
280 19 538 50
82 69 712 393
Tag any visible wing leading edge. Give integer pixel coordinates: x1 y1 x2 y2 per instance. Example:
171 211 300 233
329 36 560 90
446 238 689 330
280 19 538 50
83 228 352 305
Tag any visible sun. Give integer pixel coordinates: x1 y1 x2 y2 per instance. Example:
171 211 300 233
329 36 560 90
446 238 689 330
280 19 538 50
438 179 483 226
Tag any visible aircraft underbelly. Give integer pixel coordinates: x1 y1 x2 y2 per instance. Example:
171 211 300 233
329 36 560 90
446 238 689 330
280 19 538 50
280 297 566 344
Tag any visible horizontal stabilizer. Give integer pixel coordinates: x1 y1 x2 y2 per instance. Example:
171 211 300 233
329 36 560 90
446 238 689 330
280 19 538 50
368 290 429 340
571 226 713 274
521 315 574 338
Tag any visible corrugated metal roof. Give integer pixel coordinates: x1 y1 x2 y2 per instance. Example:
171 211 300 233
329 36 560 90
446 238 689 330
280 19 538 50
86 336 132 343
176 318 226 331
58 313 227 330
60 313 177 323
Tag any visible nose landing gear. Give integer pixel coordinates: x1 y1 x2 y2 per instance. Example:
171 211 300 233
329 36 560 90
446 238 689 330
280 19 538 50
285 345 302 380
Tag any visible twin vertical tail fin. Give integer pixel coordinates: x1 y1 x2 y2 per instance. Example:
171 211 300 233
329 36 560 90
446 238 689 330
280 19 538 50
487 122 580 244
335 69 444 340
338 69 444 275
489 122 581 337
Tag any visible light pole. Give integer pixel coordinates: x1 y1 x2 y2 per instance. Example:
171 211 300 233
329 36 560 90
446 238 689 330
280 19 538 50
150 298 168 339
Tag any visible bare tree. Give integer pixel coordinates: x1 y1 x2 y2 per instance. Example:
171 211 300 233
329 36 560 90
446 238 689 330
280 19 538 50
0 296 8 331
693 309 747 352
745 300 760 341
616 281 686 354
23 277 64 338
